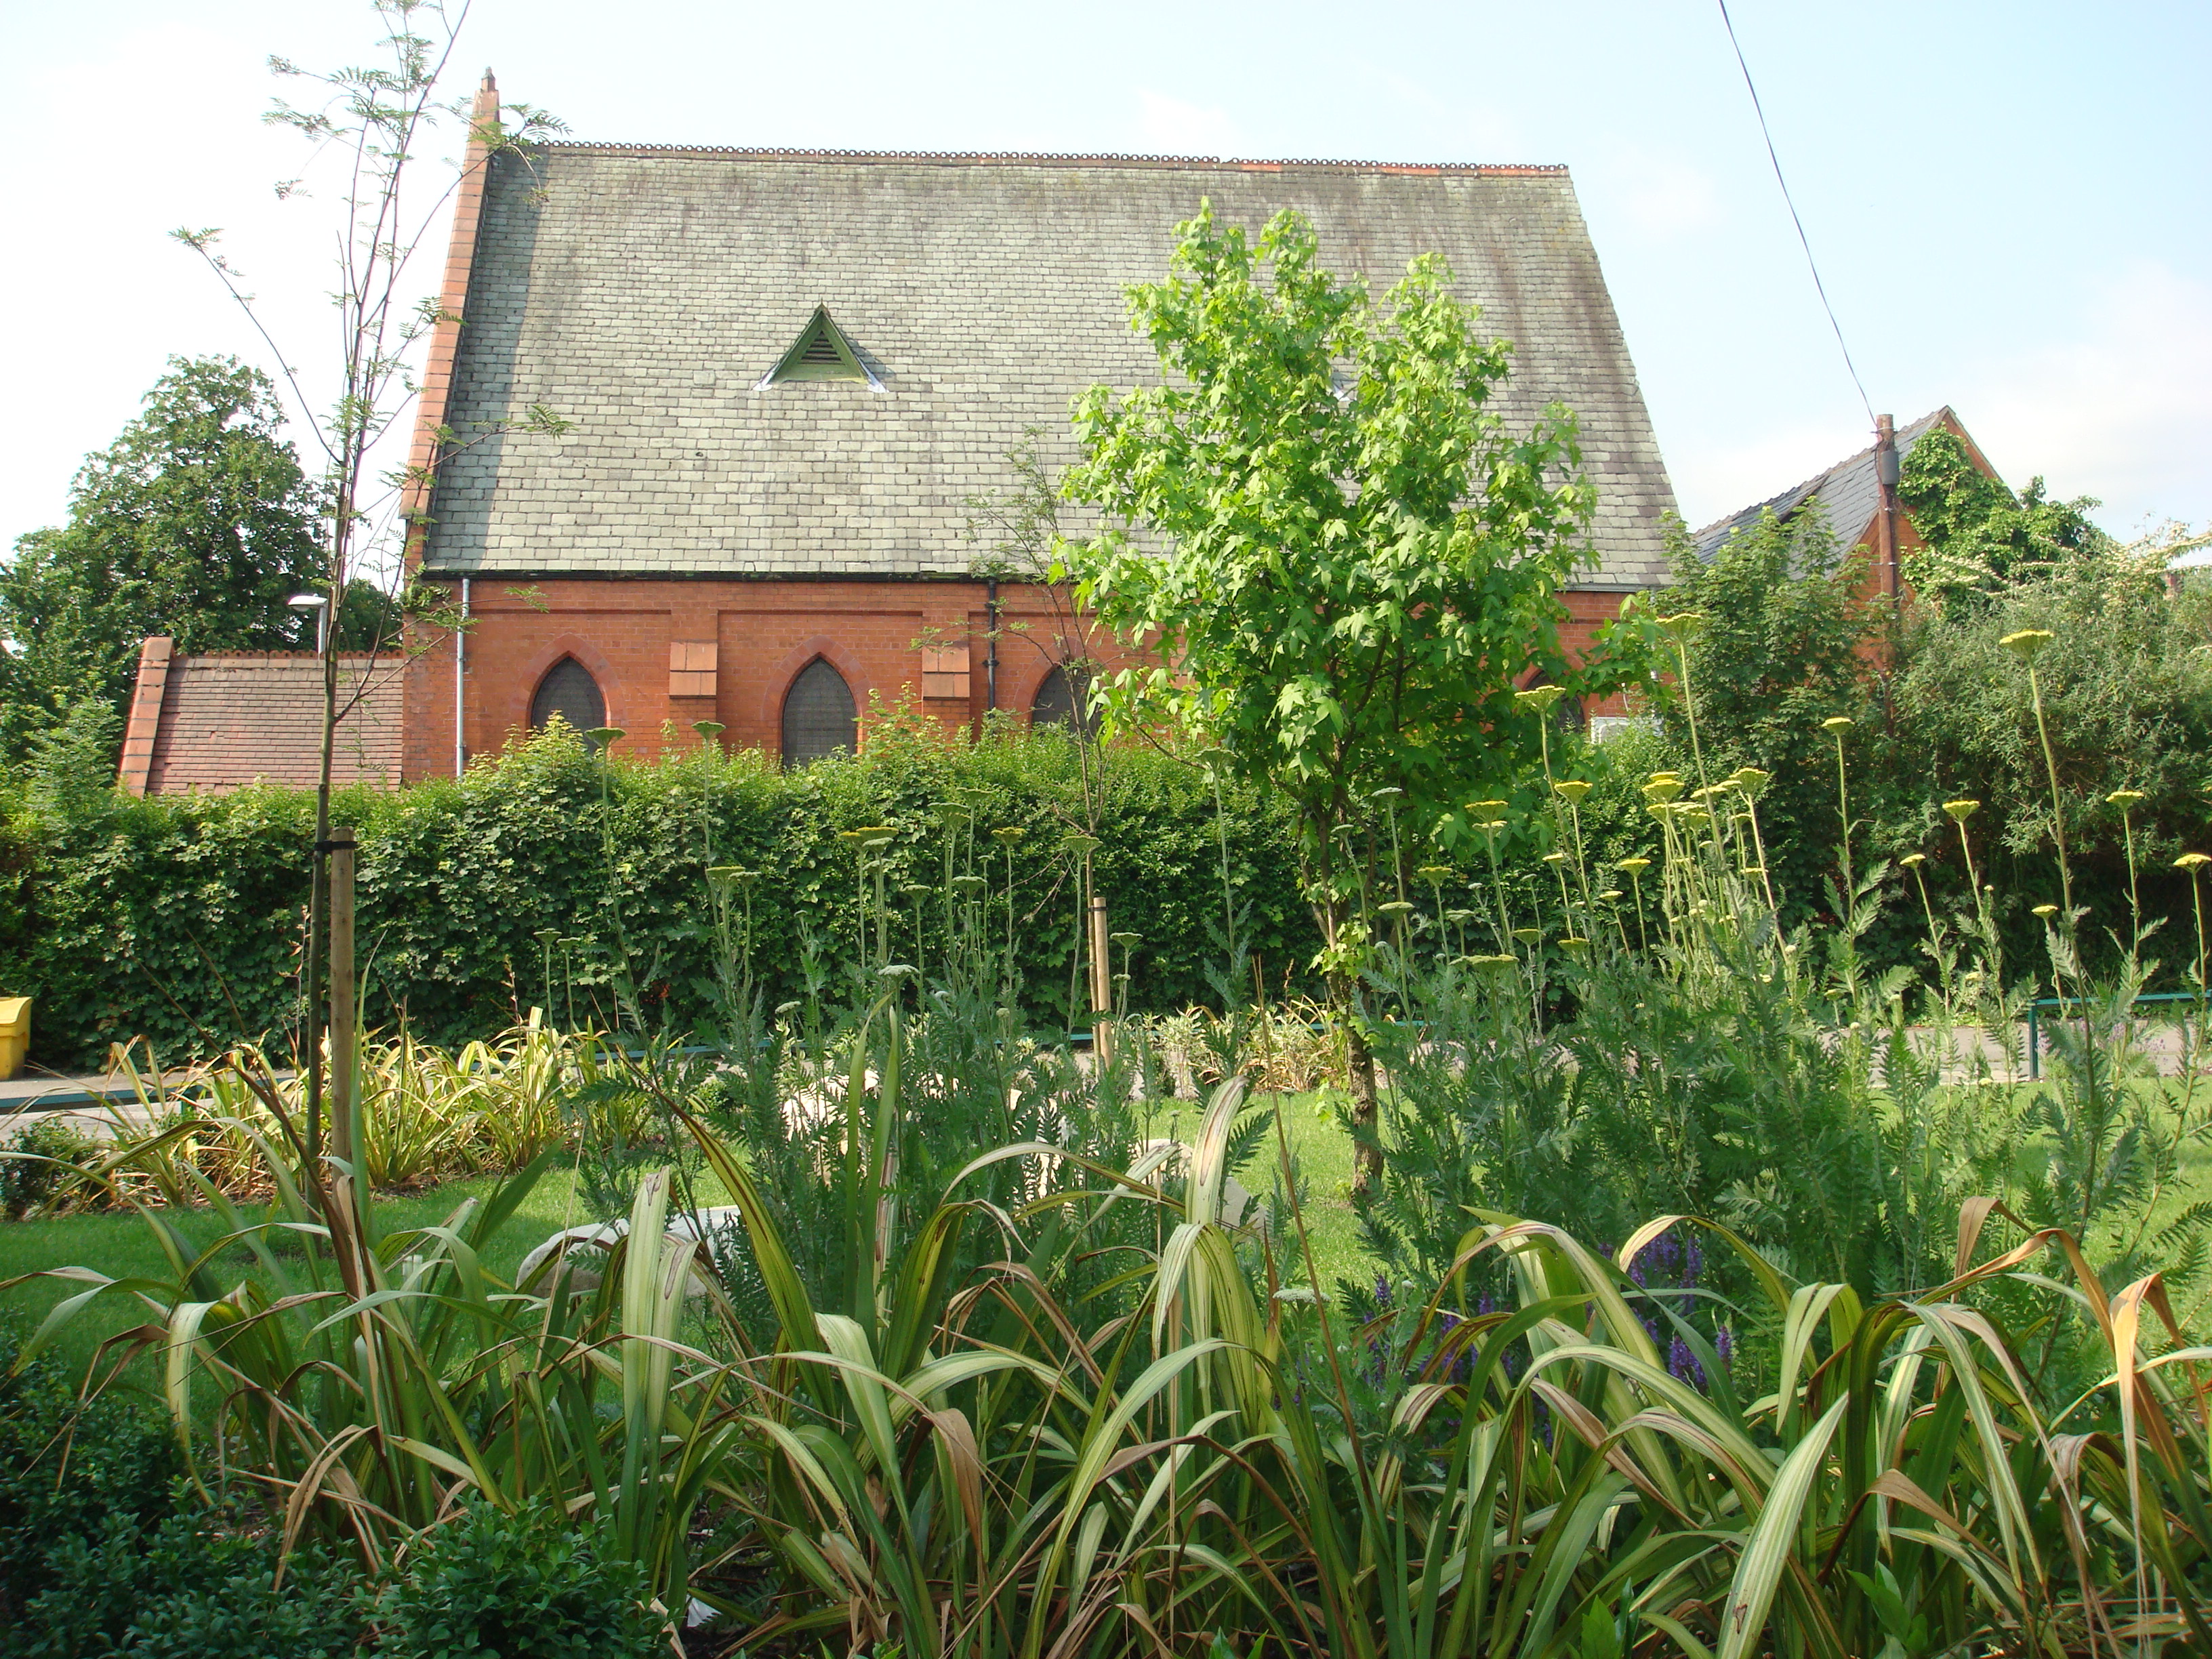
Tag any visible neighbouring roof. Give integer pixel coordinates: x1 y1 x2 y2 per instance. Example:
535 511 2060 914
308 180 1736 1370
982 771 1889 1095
420 146 1678 589
1692 407 1957 562
119 638 405 796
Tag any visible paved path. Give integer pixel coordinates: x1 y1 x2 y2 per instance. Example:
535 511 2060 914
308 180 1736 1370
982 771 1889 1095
0 1068 288 1142
0 1071 148 1113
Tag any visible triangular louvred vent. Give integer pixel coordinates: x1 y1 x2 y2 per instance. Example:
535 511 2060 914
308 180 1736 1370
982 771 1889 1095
758 306 882 389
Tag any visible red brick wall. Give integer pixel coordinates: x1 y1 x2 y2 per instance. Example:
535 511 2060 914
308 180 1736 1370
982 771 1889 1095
400 579 1650 780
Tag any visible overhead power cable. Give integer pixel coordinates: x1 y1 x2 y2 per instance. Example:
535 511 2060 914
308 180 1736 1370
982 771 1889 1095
1715 0 1876 426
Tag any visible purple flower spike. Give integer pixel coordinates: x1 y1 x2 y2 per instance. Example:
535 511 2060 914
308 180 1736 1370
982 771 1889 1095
1715 1326 1735 1370
1668 1334 1704 1388
1684 1235 1704 1286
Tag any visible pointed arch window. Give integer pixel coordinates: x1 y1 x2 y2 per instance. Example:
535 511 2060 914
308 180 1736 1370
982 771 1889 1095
530 656 606 745
781 657 857 766
1030 662 1099 739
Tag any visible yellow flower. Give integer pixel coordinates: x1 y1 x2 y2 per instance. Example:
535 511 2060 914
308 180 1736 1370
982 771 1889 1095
991 825 1026 842
1641 777 1683 804
840 825 897 846
1558 937 1591 952
1515 685 1565 712
2000 628 2053 659
1599 888 1624 901
1542 851 1568 864
1511 927 1542 944
1616 857 1652 874
2175 853 2211 870
1553 779 1593 803
2107 789 2145 808
1469 798 1509 815
1731 766 1769 794
1376 900 1416 917
1062 834 1101 854
1655 611 1705 640
1418 864 1453 880
1900 853 1926 867
1822 716 1853 733
1943 799 1981 823
2032 903 2058 918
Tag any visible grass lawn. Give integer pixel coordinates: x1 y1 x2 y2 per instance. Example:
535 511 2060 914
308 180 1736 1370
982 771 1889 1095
9 1075 2209 1391
1 1097 1380 1388
0 1165 603 1387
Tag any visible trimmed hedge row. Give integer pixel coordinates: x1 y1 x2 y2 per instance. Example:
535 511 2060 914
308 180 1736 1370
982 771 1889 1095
0 722 1320 1071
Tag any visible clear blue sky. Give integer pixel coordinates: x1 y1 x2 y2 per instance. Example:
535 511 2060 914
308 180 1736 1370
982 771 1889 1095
4 0 2205 557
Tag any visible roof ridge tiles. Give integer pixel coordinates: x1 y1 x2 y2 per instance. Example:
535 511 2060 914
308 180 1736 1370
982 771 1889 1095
531 141 1567 175
180 650 394 663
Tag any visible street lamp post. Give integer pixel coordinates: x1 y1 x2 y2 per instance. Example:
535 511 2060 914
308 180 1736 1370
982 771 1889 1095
288 592 331 655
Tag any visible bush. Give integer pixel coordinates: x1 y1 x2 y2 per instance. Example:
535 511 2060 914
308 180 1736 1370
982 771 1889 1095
18 1511 363 1659
0 1118 101 1218
0 722 1319 1071
0 1316 182 1637
1648 503 2212 983
3 1315 366 1659
375 1502 667 1659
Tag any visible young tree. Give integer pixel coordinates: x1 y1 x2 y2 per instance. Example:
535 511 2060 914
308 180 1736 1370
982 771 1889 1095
173 0 562 1176
1062 205 1633 1189
0 356 325 755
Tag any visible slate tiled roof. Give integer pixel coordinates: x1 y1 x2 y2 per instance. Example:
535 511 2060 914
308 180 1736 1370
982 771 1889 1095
420 146 1678 590
1691 408 1955 561
134 649 405 795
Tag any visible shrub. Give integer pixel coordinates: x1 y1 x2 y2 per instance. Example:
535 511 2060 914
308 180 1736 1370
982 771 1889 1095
0 1118 102 1218
18 1511 363 1659
375 1502 668 1659
0 1315 182 1637
0 723 1319 1070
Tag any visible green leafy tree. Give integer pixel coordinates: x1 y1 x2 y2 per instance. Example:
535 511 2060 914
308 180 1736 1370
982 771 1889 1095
0 356 325 754
1062 203 1633 1188
1900 427 2112 607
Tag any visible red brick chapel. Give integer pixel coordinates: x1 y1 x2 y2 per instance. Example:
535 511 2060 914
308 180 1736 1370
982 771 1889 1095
123 74 1679 793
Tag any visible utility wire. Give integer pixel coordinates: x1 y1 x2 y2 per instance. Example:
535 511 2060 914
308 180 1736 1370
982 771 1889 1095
1715 0 1876 425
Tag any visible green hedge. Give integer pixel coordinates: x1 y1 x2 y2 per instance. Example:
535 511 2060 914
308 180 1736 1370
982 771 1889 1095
0 723 1319 1072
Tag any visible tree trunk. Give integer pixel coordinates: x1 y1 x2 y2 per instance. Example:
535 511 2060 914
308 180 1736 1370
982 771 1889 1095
1315 878 1382 1201
1335 966 1382 1200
